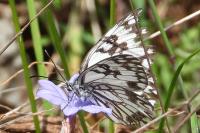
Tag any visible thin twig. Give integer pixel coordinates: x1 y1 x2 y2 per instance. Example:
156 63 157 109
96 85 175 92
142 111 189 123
0 104 12 111
0 86 25 94
133 89 200 133
90 117 106 131
0 98 40 121
145 9 200 41
0 0 54 56
0 61 63 86
15 107 56 116
134 9 171 132
133 105 184 133
1 100 30 120
0 108 55 128
173 105 200 132
167 110 186 117
187 89 200 104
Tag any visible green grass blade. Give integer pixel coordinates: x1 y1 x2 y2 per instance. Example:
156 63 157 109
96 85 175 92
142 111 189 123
191 113 199 133
78 111 89 133
164 48 200 111
148 0 190 132
41 0 70 78
130 0 145 9
159 48 200 132
26 0 46 77
190 113 200 133
110 0 116 27
109 1 116 132
9 0 40 132
148 0 174 56
108 120 114 133
26 0 52 113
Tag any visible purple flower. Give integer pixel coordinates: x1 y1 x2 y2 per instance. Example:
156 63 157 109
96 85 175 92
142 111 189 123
36 74 112 117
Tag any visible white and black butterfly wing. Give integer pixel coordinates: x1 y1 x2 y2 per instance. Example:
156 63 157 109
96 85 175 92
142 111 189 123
80 9 151 73
76 9 157 128
77 54 156 128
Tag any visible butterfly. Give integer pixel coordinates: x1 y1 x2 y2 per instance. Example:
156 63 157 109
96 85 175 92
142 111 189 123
72 9 156 128
41 9 157 129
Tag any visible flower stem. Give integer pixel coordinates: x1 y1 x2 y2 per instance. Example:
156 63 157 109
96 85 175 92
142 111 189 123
61 116 76 133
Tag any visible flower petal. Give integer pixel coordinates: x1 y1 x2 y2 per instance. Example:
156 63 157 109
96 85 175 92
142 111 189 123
37 80 68 105
37 79 113 118
69 73 79 84
61 93 112 116
62 104 112 116
81 105 112 115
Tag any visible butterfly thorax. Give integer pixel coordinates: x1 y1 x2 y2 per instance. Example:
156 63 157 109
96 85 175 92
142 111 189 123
72 84 91 101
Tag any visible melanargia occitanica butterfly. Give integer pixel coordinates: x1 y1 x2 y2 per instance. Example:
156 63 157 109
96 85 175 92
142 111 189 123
60 9 157 129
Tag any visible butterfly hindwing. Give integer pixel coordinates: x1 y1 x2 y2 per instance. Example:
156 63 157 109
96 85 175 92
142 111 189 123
77 54 155 128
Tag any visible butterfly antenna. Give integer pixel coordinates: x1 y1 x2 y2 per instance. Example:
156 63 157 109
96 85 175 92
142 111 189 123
44 50 68 83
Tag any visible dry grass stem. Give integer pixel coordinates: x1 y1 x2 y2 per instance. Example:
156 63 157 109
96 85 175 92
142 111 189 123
146 9 200 41
133 89 200 133
0 86 25 94
0 0 54 56
173 105 200 132
0 61 63 86
0 107 55 128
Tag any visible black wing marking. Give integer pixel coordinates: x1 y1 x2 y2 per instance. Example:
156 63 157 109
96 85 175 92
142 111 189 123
78 54 156 128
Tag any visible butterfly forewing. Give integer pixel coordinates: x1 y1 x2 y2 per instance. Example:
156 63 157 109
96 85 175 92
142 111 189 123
80 9 150 72
77 54 155 128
